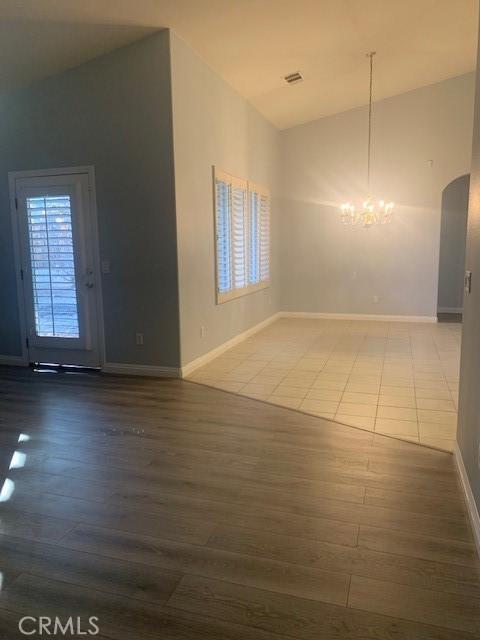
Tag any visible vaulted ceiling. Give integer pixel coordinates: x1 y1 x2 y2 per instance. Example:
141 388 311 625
0 0 477 129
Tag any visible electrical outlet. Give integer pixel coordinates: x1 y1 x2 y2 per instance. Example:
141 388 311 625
373 295 379 303
200 326 207 338
135 333 144 346
101 259 111 274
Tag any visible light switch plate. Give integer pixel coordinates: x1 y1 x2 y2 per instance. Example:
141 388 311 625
464 270 472 294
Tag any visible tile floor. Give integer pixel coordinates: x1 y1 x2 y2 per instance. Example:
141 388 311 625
188 317 461 451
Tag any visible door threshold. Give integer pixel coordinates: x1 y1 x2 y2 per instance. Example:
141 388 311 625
30 362 101 375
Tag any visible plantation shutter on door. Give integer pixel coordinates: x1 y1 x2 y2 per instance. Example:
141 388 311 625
26 194 80 338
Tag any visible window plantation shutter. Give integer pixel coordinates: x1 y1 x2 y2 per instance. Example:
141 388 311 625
258 191 270 282
248 191 260 285
214 177 232 294
248 182 270 284
231 180 248 289
214 169 270 303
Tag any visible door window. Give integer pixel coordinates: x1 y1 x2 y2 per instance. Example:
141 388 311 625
26 194 80 338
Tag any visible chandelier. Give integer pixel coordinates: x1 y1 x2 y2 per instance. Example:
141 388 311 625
340 52 394 227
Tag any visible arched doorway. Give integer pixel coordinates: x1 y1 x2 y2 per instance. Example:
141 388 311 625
437 174 470 321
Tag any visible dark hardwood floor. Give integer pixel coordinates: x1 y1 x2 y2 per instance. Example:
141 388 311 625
0 365 478 639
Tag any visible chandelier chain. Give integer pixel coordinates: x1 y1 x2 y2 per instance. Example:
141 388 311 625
339 49 394 227
367 51 375 192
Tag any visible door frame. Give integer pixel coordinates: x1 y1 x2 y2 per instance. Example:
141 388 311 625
9 166 106 367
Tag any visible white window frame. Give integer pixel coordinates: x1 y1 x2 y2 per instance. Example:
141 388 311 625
214 168 271 304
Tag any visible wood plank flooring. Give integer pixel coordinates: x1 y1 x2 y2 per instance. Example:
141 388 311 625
0 365 478 639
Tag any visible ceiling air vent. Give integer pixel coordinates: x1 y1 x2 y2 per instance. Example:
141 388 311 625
284 71 303 85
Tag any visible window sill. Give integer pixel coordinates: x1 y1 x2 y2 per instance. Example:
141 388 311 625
216 281 270 305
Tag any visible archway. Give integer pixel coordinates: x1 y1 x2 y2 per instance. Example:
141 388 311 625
437 174 470 321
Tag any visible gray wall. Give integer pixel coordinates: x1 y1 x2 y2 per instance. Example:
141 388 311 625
0 31 180 366
437 174 469 312
280 74 475 317
458 29 480 516
170 33 281 366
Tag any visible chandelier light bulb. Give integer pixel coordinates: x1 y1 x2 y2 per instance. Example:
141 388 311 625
341 197 395 226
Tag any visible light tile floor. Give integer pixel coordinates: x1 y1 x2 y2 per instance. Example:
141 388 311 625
188 318 461 451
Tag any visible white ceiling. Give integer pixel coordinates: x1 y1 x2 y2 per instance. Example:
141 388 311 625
0 0 477 129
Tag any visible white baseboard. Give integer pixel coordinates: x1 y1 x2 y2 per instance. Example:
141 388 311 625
279 311 437 323
103 362 180 378
454 443 480 558
0 355 28 366
181 310 439 377
438 307 463 314
181 312 280 377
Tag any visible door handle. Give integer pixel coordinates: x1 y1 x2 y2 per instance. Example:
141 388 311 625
84 267 95 289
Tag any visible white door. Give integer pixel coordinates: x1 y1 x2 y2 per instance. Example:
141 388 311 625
13 171 102 367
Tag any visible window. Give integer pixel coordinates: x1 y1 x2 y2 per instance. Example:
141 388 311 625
26 194 80 338
214 169 270 303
